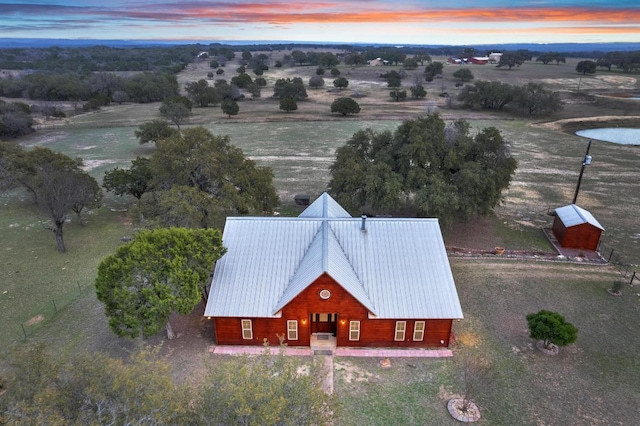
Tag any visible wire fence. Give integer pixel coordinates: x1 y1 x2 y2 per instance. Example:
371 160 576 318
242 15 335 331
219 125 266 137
9 281 93 342
598 242 640 287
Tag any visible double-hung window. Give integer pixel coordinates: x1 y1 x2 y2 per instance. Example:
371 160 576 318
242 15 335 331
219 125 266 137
413 321 425 341
241 319 253 340
349 321 360 341
394 321 406 341
287 320 298 340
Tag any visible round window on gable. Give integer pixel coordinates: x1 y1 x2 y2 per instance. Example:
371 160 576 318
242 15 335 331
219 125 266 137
319 289 331 300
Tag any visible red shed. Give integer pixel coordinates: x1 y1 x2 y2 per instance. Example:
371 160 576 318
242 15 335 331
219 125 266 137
552 204 604 252
204 193 463 350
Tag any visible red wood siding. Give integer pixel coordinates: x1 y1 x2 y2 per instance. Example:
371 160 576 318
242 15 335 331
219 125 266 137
213 273 454 348
553 216 602 251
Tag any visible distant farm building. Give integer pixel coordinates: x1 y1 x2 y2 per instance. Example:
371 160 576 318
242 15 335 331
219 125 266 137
448 57 463 65
468 57 489 65
368 58 387 66
552 204 604 252
489 52 503 63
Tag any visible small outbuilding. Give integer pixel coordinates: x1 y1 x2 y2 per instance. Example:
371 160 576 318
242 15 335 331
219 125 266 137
552 204 604 252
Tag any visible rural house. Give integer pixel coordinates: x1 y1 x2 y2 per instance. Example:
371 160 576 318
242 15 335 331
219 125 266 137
552 204 604 252
204 193 463 349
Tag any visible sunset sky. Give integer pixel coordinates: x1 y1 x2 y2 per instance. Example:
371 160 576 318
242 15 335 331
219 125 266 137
1 1 640 45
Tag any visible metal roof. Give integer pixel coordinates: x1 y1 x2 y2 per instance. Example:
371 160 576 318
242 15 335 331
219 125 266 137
204 193 463 320
298 192 351 218
555 204 604 230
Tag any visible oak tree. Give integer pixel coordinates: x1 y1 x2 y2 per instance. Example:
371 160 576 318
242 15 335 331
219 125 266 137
146 126 279 225
134 119 179 144
221 98 239 117
102 156 153 200
330 97 360 116
279 97 298 113
576 60 597 75
328 114 517 227
1 144 102 251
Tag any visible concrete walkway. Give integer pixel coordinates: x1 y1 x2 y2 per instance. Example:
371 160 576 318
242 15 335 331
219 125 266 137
318 355 334 394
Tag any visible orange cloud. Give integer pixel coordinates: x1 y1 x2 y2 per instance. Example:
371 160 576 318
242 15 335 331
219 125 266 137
178 5 640 25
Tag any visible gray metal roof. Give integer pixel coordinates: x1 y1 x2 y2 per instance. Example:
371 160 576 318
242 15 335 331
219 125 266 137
555 204 604 230
299 192 352 218
204 193 463 320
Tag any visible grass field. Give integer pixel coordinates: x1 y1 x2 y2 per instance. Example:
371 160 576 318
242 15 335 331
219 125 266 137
1 50 639 423
335 260 637 425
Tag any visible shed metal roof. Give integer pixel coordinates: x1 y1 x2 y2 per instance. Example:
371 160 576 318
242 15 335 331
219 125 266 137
204 193 463 320
555 204 604 230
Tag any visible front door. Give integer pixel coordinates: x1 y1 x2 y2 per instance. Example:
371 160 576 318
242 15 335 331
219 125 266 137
311 313 337 335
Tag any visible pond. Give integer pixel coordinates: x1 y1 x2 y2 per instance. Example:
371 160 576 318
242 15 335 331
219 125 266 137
575 128 640 145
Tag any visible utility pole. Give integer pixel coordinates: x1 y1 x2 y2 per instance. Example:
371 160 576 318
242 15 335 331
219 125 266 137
572 140 592 205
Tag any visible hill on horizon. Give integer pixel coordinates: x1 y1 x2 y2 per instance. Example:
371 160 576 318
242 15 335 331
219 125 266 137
0 38 638 53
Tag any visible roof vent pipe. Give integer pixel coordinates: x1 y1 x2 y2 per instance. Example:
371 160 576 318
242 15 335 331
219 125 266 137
361 215 367 232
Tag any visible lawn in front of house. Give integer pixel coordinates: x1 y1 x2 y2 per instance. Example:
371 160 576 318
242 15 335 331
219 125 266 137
333 260 636 425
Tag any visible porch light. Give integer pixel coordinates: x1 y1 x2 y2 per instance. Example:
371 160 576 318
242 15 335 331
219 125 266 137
301 318 307 325
340 320 346 325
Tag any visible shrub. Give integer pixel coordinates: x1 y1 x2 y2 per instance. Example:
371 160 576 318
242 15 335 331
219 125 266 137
526 310 578 350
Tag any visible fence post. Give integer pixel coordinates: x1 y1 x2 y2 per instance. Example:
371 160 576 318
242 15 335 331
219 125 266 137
631 271 637 286
608 248 615 263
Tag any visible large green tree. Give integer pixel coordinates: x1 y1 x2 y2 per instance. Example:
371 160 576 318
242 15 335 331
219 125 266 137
457 80 517 111
1 144 102 252
184 79 220 107
497 51 526 69
424 61 444 81
102 156 153 200
328 114 517 226
576 60 597 75
453 68 474 82
279 97 298 113
221 98 239 117
330 97 360 116
142 126 279 227
333 77 348 89
95 227 225 339
134 119 179 144
515 83 563 116
273 77 308 100
159 97 192 130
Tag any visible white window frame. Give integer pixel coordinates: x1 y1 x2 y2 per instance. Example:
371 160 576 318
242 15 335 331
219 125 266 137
241 319 253 340
287 320 298 341
349 321 360 341
413 321 425 341
395 321 406 341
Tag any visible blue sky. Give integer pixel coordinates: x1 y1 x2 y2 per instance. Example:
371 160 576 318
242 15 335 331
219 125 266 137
1 1 639 44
